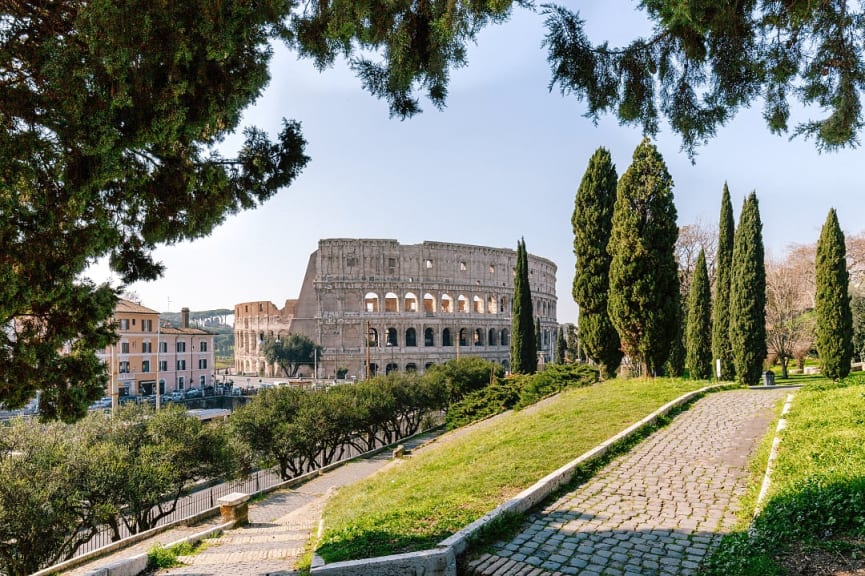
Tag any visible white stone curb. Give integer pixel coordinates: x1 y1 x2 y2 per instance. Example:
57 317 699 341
753 392 795 521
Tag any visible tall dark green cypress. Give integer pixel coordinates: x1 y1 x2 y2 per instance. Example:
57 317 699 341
665 294 685 377
686 249 713 379
535 317 542 352
712 184 736 380
511 238 537 374
572 147 623 378
556 325 566 364
729 192 766 385
607 138 679 376
815 208 853 379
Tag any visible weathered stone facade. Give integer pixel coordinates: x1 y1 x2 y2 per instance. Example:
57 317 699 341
234 239 558 379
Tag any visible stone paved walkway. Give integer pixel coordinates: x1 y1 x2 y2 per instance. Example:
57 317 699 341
466 388 790 576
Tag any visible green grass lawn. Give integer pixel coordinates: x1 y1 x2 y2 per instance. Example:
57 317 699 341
316 376 715 563
701 372 865 575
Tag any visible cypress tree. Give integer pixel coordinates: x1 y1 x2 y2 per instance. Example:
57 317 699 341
572 147 623 378
729 192 767 385
511 238 537 374
556 325 566 364
712 184 736 380
665 295 686 377
608 138 679 376
535 317 542 352
815 208 853 379
686 249 713 379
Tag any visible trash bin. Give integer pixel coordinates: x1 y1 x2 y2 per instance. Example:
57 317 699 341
763 370 775 386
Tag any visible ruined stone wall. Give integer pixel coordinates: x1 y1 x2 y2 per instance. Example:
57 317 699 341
233 239 558 379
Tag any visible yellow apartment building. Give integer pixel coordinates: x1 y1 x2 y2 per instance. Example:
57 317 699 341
100 300 215 397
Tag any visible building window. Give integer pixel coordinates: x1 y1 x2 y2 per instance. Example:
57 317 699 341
178 376 184 389
142 319 153 332
425 259 433 269
159 360 168 372
199 341 208 352
198 359 208 370
142 342 152 353
119 361 130 374
442 328 452 347
405 328 417 347
120 342 130 354
142 360 150 373
424 328 435 347
200 375 206 387
159 341 167 353
119 319 130 330
176 341 186 353
489 264 495 273
460 261 467 271
177 360 186 370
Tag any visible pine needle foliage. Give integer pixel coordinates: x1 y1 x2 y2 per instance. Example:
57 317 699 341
815 208 853 379
686 249 713 379
729 192 767 385
572 147 623 378
511 239 537 374
607 138 679 376
712 184 736 380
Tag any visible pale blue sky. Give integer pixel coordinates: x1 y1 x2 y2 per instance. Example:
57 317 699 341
88 3 863 324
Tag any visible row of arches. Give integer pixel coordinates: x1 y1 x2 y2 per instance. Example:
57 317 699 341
367 358 511 376
365 292 508 315
367 326 510 348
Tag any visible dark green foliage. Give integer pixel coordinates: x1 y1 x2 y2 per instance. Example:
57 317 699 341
686 250 713 379
444 364 599 429
572 147 623 379
513 364 598 410
535 317 542 352
852 295 865 362
665 295 686 377
511 239 537 374
607 138 679 376
0 1 309 419
421 357 503 405
712 184 736 381
815 209 853 379
729 193 767 385
555 325 566 364
261 334 322 378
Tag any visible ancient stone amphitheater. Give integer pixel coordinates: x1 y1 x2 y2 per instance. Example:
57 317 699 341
234 239 558 379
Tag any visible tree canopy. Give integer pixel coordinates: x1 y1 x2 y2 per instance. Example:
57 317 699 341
290 0 865 154
262 334 322 378
572 147 622 379
608 138 679 376
1 1 309 419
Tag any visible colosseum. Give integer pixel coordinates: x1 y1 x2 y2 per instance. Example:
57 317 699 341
234 239 558 379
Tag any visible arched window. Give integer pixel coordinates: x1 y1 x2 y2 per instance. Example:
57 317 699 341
488 328 497 346
500 297 507 313
442 328 452 347
369 362 379 377
487 295 498 314
458 328 468 347
404 292 418 312
501 329 509 346
406 327 417 347
473 296 483 313
364 292 380 312
368 327 379 348
386 327 398 347
424 328 435 347
423 293 436 313
474 328 483 346
441 294 453 313
386 363 399 374
384 292 399 313
457 295 469 313
406 363 417 373
424 362 435 371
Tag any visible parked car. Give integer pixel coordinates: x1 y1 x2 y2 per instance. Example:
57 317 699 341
184 388 202 399
89 397 112 410
119 395 139 405
169 390 185 402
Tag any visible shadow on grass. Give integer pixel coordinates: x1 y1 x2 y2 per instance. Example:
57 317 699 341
315 528 455 563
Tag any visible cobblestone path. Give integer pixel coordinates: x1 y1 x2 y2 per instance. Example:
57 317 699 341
466 388 790 576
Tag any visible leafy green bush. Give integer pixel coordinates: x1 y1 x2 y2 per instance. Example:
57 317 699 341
444 379 520 429
445 363 599 429
514 364 598 409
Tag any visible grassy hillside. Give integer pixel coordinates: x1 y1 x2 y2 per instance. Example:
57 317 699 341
316 377 713 563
